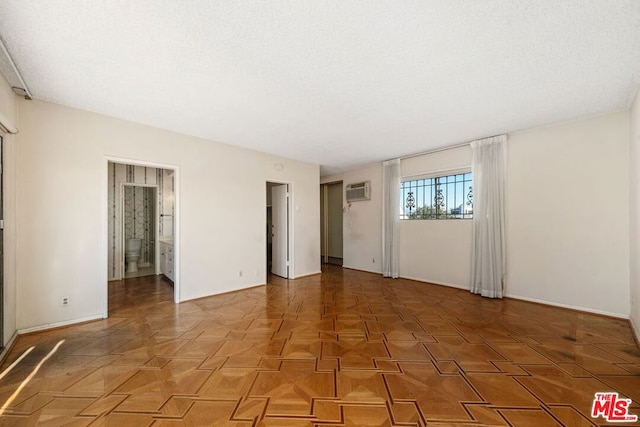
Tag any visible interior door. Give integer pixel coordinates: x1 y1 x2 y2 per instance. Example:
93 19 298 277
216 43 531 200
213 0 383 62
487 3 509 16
271 184 288 278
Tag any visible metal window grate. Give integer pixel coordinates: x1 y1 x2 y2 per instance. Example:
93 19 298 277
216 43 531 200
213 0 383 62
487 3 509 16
401 172 473 220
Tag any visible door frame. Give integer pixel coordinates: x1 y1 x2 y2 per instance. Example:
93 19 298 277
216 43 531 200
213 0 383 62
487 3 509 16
265 180 294 281
321 180 343 264
120 182 160 279
103 156 180 318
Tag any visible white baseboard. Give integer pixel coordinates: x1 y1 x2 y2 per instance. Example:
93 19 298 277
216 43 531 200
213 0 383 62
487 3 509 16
339 269 471 293
400 275 470 291
504 294 628 319
325 267 630 321
17 314 105 335
377 272 630 320
293 271 322 279
0 330 19 364
341 266 382 275
631 315 640 344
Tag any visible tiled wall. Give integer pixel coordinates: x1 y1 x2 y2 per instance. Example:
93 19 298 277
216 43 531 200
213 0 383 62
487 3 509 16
108 163 175 280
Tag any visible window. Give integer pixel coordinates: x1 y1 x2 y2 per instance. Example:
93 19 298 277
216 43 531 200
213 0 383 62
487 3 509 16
401 172 473 219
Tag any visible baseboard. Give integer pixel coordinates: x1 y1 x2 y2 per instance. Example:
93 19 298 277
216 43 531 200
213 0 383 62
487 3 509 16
341 266 382 275
327 267 629 320
337 269 470 292
293 271 322 279
0 331 19 365
17 314 105 335
504 294 628 319
400 275 470 291
631 315 640 346
180 283 266 304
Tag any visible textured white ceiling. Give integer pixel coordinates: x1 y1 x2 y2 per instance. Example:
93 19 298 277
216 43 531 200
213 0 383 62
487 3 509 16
0 1 639 175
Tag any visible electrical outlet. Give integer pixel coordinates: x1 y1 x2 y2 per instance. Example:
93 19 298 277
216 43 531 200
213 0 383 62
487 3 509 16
239 270 243 277
372 258 375 263
62 297 69 307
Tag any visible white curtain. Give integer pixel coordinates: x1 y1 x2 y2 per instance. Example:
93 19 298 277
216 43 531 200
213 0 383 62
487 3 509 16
470 135 506 298
382 159 401 278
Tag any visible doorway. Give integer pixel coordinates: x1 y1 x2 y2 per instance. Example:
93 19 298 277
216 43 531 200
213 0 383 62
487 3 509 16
321 182 343 266
266 182 290 279
105 159 179 317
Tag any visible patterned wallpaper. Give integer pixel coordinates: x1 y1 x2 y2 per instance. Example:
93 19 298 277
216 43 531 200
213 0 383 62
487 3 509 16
123 186 155 268
108 163 175 280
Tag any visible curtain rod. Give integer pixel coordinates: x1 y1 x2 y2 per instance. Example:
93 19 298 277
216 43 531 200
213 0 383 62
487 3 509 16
394 133 505 162
0 36 32 100
397 141 470 162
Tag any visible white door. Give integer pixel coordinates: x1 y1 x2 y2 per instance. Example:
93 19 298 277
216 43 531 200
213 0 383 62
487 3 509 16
271 184 288 278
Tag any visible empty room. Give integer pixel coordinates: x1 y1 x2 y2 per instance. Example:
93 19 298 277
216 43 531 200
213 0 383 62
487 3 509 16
0 1 639 425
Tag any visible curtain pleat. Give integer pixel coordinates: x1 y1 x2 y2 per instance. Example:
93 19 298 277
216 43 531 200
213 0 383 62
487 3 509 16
382 159 401 278
470 135 507 298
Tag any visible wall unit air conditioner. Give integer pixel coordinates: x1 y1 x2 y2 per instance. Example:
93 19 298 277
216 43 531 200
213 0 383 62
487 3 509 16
346 181 371 202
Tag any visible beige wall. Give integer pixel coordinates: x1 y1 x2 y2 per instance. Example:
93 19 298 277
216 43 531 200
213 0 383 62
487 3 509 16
322 164 383 273
16 99 320 331
401 146 471 178
323 150 474 285
399 146 472 287
506 111 629 316
0 74 17 346
326 111 631 317
630 89 640 339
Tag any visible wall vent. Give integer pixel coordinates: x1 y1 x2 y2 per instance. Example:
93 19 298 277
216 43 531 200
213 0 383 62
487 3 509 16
346 181 371 202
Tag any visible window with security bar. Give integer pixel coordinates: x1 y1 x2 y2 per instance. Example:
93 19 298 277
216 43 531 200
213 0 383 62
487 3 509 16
401 172 473 219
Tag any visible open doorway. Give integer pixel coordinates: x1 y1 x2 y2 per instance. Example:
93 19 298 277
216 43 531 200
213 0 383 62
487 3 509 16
266 181 291 280
321 182 343 266
106 160 179 316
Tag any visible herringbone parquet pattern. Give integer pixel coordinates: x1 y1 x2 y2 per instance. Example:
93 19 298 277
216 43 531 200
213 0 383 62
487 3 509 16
0 266 638 426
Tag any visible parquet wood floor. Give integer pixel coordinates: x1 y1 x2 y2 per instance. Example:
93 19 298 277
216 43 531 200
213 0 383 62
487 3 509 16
0 266 639 426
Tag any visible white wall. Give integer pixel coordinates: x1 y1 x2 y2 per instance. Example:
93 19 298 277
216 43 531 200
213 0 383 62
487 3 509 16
323 150 473 285
399 146 472 287
0 74 17 346
16 99 320 331
322 164 382 273
327 112 631 318
506 112 630 317
630 90 640 338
